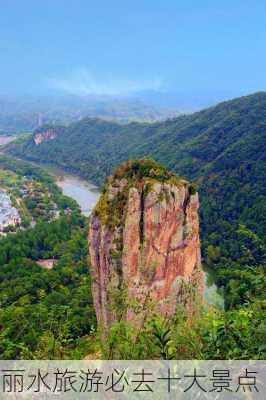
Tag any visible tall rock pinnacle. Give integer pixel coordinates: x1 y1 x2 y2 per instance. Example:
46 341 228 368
89 159 203 332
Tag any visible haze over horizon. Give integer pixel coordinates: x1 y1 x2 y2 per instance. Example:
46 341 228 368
1 0 265 106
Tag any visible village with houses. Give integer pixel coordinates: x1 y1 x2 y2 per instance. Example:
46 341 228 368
0 167 60 237
0 189 21 234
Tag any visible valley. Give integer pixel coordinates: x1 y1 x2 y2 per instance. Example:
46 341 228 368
0 92 265 360
3 156 222 308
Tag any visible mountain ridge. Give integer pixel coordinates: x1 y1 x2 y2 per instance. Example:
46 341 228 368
7 91 266 181
6 92 266 272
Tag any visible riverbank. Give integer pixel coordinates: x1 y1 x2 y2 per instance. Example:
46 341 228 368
4 158 100 217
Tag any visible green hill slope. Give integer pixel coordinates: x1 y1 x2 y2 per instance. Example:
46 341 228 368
8 91 265 180
7 92 266 300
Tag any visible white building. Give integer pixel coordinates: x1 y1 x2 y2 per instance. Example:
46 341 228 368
0 190 21 232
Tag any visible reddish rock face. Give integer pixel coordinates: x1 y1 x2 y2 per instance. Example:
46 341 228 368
89 162 203 331
34 128 58 145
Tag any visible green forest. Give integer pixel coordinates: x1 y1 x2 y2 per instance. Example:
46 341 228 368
0 156 98 358
2 92 266 359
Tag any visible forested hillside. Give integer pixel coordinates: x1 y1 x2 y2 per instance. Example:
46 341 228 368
8 92 265 184
7 92 266 280
0 155 97 358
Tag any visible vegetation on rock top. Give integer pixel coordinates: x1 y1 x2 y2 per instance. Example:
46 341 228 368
112 158 184 184
94 159 192 230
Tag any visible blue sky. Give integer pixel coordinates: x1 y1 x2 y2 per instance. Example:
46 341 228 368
0 0 265 96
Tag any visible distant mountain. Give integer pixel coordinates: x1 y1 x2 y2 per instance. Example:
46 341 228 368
132 88 246 112
6 92 266 271
0 95 179 134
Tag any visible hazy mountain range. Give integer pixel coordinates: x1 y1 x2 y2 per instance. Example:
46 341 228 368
0 89 248 134
0 94 178 134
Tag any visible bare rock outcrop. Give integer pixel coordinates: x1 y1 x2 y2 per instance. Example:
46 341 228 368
89 159 203 332
34 127 60 145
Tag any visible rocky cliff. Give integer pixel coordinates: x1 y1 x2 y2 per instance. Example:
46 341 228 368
34 127 61 145
89 159 203 332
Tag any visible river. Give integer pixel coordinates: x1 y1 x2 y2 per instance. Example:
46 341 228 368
54 171 100 216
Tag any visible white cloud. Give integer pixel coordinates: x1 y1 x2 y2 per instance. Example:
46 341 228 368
46 67 163 96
